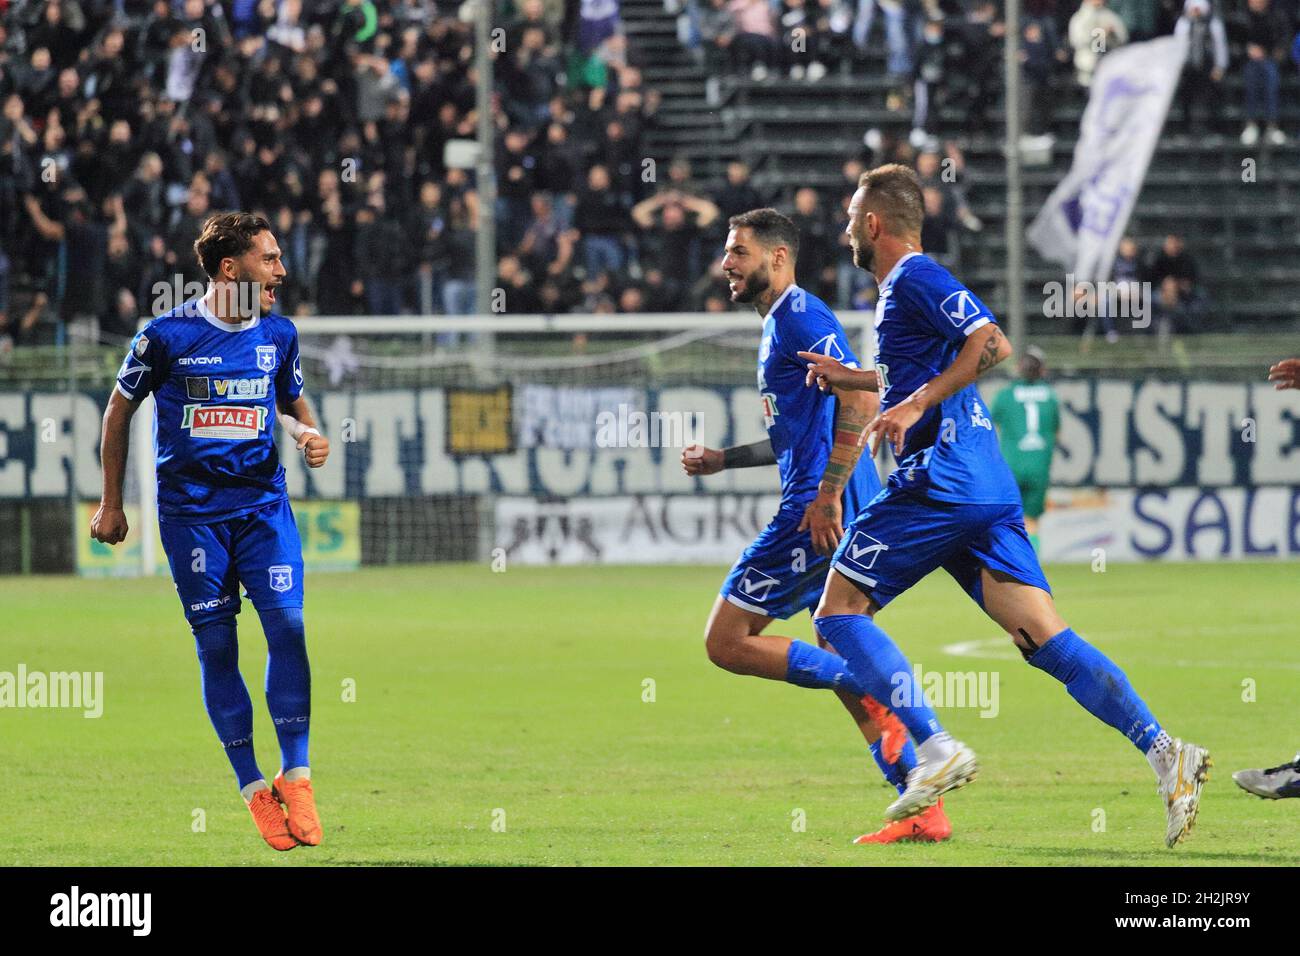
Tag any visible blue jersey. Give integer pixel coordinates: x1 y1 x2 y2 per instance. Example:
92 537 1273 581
116 297 304 524
758 284 877 512
874 253 1020 505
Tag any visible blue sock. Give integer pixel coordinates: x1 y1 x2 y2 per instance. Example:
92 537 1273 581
785 640 870 697
260 607 311 772
193 619 261 789
870 738 918 795
814 614 942 744
1027 628 1161 752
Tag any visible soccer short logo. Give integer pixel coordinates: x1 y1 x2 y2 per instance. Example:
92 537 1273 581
737 567 779 602
845 532 889 569
269 565 293 593
939 290 986 328
256 345 277 373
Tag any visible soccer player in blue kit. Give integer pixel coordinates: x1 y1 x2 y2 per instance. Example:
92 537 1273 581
91 212 328 852
683 208 953 843
798 165 1210 847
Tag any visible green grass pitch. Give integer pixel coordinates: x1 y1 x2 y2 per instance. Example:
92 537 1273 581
1 561 1297 866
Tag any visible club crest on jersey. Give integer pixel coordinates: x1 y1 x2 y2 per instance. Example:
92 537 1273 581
256 345 277 372
940 290 986 328
806 332 846 362
737 567 779 601
845 532 889 569
134 334 149 358
181 404 268 439
268 565 293 593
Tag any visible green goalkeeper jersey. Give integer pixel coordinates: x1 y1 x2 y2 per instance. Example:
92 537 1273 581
990 378 1059 477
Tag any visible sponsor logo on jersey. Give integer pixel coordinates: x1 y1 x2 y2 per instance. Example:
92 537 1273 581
939 289 986 328
845 532 889 568
177 355 223 366
268 565 293 593
256 345 277 372
970 400 992 431
181 404 268 439
184 375 269 403
737 567 779 601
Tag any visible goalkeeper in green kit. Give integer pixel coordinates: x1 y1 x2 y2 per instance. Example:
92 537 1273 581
989 346 1058 550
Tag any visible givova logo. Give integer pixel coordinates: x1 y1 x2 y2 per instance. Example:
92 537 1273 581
181 404 268 439
50 886 151 936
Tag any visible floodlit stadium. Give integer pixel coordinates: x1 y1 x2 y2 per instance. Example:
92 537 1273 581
1 0 1299 879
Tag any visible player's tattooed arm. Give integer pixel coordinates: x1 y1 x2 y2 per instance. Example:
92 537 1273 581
91 388 141 545
278 395 330 469
801 387 875 555
867 322 1011 456
976 326 1010 376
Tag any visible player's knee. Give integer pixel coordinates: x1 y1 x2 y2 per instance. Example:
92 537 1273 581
260 606 306 650
192 617 238 670
703 625 743 671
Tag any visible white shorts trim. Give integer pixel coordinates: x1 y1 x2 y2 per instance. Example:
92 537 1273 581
832 562 878 589
724 593 770 616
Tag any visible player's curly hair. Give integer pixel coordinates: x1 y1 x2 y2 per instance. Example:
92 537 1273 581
728 208 800 260
857 164 924 237
194 212 273 279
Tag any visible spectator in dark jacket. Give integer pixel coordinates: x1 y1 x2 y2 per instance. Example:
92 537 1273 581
1238 0 1289 145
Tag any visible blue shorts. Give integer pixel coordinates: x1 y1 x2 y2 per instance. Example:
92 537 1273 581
158 498 305 628
720 505 833 620
831 487 1051 610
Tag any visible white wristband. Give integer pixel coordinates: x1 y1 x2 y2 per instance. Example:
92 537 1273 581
278 412 319 442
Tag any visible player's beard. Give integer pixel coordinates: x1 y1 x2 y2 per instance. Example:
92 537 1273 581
233 269 270 318
728 263 771 304
852 232 875 273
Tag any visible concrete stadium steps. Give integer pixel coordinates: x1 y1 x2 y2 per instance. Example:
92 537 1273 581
622 15 1300 329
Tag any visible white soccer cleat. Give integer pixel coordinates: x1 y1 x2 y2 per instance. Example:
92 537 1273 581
1159 739 1211 848
885 737 978 822
1232 755 1300 799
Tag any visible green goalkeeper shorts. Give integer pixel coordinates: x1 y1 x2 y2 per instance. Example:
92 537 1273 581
1016 473 1050 519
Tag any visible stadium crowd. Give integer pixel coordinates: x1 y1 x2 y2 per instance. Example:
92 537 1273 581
0 0 1294 345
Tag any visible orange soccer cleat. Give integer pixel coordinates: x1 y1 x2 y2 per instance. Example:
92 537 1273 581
862 694 908 764
272 772 322 846
247 788 298 851
853 798 952 845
